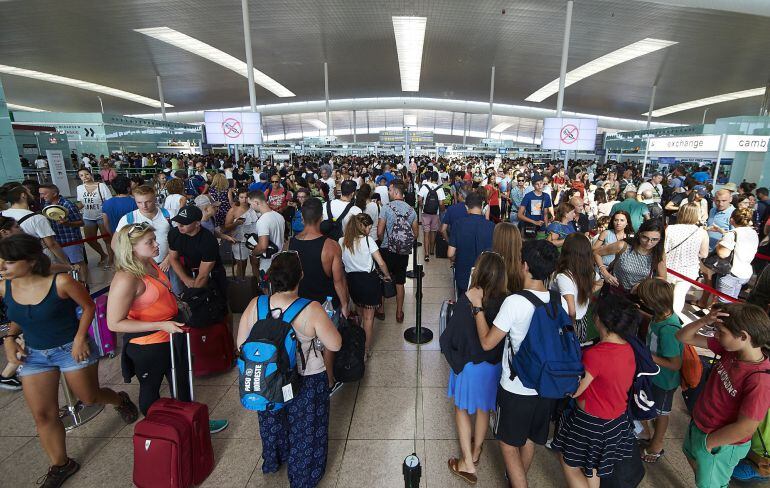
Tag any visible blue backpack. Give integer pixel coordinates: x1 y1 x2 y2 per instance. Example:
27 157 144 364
237 296 312 411
291 209 304 234
626 334 660 420
508 290 583 399
126 207 170 224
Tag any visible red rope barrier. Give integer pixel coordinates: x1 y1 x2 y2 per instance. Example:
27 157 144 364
666 268 741 303
60 233 111 248
755 252 770 262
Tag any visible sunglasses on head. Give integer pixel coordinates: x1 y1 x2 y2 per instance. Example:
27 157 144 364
127 222 151 237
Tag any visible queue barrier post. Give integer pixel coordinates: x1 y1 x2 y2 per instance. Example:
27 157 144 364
404 263 432 345
59 375 104 431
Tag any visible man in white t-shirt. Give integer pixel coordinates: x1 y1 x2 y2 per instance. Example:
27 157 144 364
470 239 565 488
374 181 390 205
115 185 174 289
248 191 285 277
417 171 446 261
322 180 362 235
81 155 91 169
34 156 47 169
637 172 664 204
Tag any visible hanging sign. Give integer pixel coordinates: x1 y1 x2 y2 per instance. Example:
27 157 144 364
724 135 769 152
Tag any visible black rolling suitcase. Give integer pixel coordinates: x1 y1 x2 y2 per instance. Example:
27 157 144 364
435 233 448 258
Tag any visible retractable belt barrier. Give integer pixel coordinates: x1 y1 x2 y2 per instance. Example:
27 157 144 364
60 233 111 248
755 252 770 262
666 268 741 303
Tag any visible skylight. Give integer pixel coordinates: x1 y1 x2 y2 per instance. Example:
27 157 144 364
6 103 47 112
305 118 327 129
644 87 765 117
491 122 515 133
392 16 427 92
525 38 677 103
0 64 171 108
135 27 295 98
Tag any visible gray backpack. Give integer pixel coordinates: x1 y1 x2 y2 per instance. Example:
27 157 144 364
386 203 415 255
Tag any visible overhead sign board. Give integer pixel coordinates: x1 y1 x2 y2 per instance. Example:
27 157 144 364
647 135 721 152
724 135 770 152
541 118 598 151
204 111 262 145
379 131 434 144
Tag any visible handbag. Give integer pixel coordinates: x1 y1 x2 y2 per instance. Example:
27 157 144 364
702 231 736 276
381 277 397 298
518 221 537 239
180 286 227 328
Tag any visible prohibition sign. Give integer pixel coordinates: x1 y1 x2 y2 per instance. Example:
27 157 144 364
560 124 579 145
222 118 242 139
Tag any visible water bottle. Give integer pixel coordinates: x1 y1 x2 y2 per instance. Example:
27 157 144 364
316 296 335 350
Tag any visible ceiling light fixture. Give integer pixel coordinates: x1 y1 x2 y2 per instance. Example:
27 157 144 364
491 122 515 132
392 16 427 92
0 64 171 108
6 103 47 112
525 38 677 103
305 118 327 129
135 27 295 98
644 87 765 117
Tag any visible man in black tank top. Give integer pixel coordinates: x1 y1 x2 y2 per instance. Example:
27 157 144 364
289 198 350 391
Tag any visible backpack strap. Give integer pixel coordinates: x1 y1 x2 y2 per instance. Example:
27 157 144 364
256 295 270 320
160 207 170 219
337 201 355 223
515 290 546 308
326 200 334 221
127 211 135 224
16 212 38 226
282 297 312 323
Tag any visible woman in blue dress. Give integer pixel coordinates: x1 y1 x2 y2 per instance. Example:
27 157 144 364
440 252 508 484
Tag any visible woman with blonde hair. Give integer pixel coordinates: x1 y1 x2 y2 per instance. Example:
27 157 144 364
664 203 709 320
492 222 523 293
340 213 391 357
208 173 234 227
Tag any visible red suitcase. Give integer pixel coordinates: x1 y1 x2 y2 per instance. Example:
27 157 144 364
133 332 215 487
188 321 236 377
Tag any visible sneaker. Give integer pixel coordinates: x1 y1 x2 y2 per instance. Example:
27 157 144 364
544 438 554 450
732 460 768 482
37 458 80 488
115 391 139 424
209 419 229 434
329 381 344 397
0 374 22 390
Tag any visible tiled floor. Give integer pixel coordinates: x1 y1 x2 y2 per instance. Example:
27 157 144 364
0 248 714 487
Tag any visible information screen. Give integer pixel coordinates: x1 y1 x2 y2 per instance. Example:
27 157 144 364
541 117 598 151
204 111 262 145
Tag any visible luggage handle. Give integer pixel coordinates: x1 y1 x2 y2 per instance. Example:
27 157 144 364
169 329 195 402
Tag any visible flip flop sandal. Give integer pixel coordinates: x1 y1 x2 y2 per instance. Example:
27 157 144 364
448 458 477 485
473 445 483 466
375 311 386 321
641 448 665 463
396 311 405 323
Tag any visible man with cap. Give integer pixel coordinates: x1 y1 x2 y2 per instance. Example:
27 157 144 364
167 204 228 299
638 172 664 204
517 173 553 236
610 184 650 232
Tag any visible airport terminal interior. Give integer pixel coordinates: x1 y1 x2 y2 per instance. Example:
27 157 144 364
1 1 770 487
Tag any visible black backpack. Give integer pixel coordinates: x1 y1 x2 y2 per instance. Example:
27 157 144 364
422 184 440 215
332 316 366 382
180 285 227 328
320 200 355 240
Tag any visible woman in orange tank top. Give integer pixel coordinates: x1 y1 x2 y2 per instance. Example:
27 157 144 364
106 223 185 415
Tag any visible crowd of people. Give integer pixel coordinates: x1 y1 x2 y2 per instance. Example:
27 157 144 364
2 149 770 487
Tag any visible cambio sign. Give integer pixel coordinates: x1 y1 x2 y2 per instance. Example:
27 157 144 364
647 135 721 152
724 135 770 152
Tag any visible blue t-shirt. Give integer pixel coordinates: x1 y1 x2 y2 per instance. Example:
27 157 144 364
102 196 138 233
519 191 552 227
248 181 270 193
692 171 710 184
441 202 468 228
376 171 396 186
546 221 576 240
448 214 495 293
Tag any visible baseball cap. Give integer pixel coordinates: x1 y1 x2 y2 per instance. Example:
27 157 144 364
722 182 738 192
693 185 708 197
259 172 268 181
624 184 637 194
531 174 544 183
194 194 219 208
172 205 203 225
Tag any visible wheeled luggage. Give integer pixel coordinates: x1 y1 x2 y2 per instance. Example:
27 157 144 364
188 320 236 377
133 331 215 487
435 232 448 258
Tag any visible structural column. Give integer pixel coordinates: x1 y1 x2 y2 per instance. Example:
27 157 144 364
241 0 257 112
646 85 656 130
463 112 468 145
555 0 573 117
156 76 167 121
486 66 495 138
324 62 330 137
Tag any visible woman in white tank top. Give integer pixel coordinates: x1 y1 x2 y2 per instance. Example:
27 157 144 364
236 252 341 487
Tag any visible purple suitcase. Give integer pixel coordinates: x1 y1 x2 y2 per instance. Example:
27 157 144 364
88 292 116 358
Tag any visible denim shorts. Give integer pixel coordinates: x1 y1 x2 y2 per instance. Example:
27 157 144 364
17 338 99 377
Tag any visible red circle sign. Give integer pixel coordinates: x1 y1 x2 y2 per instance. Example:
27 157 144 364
222 118 242 139
560 124 579 145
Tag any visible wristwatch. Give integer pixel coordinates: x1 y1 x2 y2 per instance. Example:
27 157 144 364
471 306 484 316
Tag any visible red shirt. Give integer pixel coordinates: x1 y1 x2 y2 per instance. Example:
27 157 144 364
694 338 770 443
553 175 566 186
571 181 586 199
578 342 635 420
265 186 291 211
485 184 500 206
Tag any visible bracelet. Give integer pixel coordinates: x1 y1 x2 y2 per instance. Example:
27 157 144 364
2 334 19 341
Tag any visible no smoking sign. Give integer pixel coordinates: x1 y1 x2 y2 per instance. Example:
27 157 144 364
222 118 242 139
560 124 579 145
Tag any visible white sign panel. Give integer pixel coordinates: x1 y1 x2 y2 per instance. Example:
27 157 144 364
204 111 263 145
46 150 72 197
541 118 598 151
724 135 770 152
647 135 721 152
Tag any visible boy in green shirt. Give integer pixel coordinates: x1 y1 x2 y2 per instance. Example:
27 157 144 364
638 279 684 463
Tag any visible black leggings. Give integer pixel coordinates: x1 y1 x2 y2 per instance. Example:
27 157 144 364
125 341 191 415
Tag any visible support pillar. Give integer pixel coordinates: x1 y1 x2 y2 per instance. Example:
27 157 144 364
646 85 656 130
156 76 167 121
486 66 495 138
555 1 574 118
324 62 330 138
241 0 257 112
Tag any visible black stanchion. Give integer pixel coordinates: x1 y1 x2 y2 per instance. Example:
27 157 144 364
406 188 424 279
402 453 422 487
404 263 432 344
